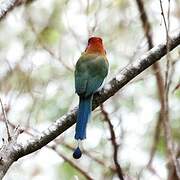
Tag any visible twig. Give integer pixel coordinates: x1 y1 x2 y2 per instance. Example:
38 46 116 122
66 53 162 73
0 98 11 141
26 16 73 72
147 116 162 167
159 0 169 38
159 0 171 90
100 104 124 180
159 0 180 178
135 0 165 167
172 81 180 93
87 0 102 36
44 46 73 72
0 125 23 178
51 146 94 180
62 142 116 172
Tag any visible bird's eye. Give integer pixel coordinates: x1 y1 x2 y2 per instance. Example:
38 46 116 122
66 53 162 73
88 38 93 44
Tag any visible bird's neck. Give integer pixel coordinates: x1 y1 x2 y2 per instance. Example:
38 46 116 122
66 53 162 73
85 43 106 55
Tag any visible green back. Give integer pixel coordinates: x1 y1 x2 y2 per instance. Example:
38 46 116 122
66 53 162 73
75 53 109 97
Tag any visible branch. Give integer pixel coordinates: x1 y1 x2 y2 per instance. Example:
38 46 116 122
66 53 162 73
0 98 11 141
0 126 23 178
0 0 34 21
62 142 116 172
159 1 180 178
3 118 94 180
0 31 180 179
135 0 165 167
51 146 94 180
101 104 124 180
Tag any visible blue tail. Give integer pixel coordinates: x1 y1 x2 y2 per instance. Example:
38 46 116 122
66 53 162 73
75 95 92 140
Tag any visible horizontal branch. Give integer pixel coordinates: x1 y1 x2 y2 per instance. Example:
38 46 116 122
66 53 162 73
0 31 180 178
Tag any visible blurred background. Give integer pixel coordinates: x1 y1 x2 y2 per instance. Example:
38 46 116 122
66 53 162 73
0 0 180 179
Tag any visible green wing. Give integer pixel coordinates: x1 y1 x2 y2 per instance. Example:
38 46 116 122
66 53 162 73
75 53 109 97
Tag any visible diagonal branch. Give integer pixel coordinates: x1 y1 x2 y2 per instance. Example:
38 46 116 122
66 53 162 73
52 146 94 180
0 0 34 21
0 31 180 179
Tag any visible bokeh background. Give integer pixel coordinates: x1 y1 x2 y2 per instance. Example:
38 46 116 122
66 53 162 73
0 0 180 179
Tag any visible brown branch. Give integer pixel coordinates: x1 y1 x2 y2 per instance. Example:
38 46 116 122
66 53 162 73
0 98 11 141
0 125 23 178
136 0 180 178
100 104 124 180
172 81 180 93
26 15 73 72
159 1 180 178
0 31 179 179
0 118 94 180
62 142 116 173
147 115 162 167
51 146 94 180
5 118 115 175
135 0 165 167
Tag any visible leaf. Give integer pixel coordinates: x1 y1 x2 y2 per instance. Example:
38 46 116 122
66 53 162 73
38 27 60 45
57 162 86 180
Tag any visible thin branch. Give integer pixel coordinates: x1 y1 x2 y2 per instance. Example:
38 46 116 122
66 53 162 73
62 142 116 172
26 16 73 72
51 146 94 180
159 0 169 38
159 0 171 91
159 0 180 178
0 98 11 141
136 0 180 177
147 116 162 166
172 81 180 93
0 125 23 178
135 0 165 167
100 104 124 180
0 31 180 179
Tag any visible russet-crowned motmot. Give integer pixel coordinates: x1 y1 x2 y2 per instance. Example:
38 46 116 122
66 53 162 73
73 37 109 159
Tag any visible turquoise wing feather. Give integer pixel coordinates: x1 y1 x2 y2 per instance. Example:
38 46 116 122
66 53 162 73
75 53 109 97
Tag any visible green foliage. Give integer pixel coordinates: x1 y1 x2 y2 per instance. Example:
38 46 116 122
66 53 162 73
57 162 86 180
156 135 166 156
174 89 180 98
114 0 129 9
38 27 60 45
171 118 180 141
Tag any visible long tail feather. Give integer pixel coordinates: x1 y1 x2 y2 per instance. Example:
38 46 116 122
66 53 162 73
75 95 92 140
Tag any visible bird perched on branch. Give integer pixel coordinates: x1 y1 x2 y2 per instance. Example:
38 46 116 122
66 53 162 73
73 37 109 159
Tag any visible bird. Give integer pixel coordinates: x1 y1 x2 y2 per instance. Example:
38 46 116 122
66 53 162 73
73 37 109 159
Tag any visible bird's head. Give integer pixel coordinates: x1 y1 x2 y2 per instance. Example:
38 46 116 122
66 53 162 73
85 37 106 55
